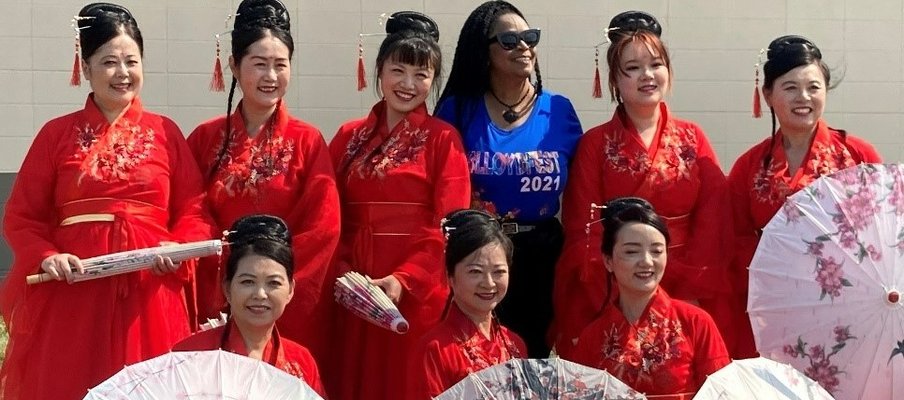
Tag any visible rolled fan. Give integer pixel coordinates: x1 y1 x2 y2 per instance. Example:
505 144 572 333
26 239 224 285
334 271 409 334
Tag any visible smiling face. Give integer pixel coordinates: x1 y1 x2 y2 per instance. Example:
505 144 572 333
488 13 535 80
450 241 510 319
224 253 294 330
379 58 434 125
764 63 827 136
82 33 143 116
614 40 669 109
230 31 291 114
605 222 667 299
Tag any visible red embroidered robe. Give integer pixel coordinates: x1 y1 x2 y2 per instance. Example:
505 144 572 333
406 303 526 400
552 103 732 359
324 101 470 400
727 120 881 357
0 96 212 400
172 320 326 397
186 100 340 359
569 288 730 399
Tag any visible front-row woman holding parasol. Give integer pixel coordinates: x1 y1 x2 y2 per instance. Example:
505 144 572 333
173 215 326 398
0 3 213 399
406 209 526 400
565 197 729 399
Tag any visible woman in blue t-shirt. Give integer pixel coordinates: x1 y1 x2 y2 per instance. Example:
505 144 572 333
435 0 583 358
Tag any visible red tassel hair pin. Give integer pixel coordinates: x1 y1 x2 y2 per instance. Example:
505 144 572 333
69 16 95 87
591 44 603 99
210 14 237 92
752 48 765 118
356 13 391 92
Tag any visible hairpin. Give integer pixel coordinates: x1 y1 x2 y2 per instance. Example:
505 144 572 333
355 13 393 92
209 13 238 92
69 16 95 87
752 48 765 118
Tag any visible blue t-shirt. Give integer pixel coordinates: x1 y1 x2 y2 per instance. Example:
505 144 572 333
436 91 582 222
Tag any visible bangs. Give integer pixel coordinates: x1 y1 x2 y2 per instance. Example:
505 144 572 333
387 36 438 70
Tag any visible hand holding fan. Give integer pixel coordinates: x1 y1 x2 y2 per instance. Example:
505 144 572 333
334 271 409 334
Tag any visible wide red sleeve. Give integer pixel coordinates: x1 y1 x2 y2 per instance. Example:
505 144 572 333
727 150 760 297
0 119 65 321
665 130 733 299
688 306 731 388
283 130 341 317
392 128 470 302
552 129 607 359
847 135 883 163
406 339 454 400
163 118 216 243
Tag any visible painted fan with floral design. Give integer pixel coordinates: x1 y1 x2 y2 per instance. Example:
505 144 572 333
434 358 647 400
748 163 904 400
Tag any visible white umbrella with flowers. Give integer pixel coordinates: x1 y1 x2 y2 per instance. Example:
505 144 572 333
748 163 904 400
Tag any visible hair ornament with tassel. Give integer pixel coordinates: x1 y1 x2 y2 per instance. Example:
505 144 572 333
69 16 95 87
355 13 393 91
752 48 765 118
209 13 238 92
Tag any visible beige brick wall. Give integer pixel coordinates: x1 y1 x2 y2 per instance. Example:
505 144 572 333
2 0 903 174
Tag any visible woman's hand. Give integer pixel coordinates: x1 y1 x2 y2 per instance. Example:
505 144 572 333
150 241 181 275
41 253 84 282
371 274 403 304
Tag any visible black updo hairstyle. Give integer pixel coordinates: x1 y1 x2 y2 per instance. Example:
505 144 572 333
604 11 671 103
439 208 514 318
598 197 670 311
209 0 295 180
77 2 144 60
436 1 544 133
760 35 834 171
224 214 294 282
375 11 443 98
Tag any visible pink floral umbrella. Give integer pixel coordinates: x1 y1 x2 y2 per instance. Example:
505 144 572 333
748 163 904 400
434 358 647 400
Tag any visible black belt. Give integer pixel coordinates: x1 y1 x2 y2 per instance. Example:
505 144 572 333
501 222 537 236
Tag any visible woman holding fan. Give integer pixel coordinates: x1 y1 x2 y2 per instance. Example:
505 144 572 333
173 215 326 398
186 0 340 359
326 10 469 400
406 209 526 399
0 3 212 399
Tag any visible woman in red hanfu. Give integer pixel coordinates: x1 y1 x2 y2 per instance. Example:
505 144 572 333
173 215 326 398
186 0 339 360
407 210 526 399
0 3 213 399
728 35 881 358
552 11 733 359
567 197 730 399
324 11 470 400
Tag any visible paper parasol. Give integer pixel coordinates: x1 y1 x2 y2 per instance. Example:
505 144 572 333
694 357 835 399
84 350 322 399
334 271 409 334
435 358 647 400
748 163 904 399
26 239 224 285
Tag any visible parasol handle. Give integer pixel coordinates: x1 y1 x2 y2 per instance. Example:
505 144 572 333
25 272 55 285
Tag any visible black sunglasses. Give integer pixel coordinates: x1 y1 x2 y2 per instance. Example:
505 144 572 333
488 29 541 50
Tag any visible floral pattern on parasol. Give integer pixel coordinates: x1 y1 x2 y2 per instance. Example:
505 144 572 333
434 358 647 400
748 163 904 400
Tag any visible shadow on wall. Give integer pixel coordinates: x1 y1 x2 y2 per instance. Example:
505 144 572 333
0 173 18 281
